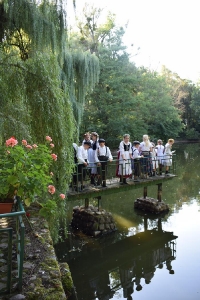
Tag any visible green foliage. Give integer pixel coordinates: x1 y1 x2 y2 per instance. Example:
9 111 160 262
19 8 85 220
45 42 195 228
0 136 63 204
71 8 183 146
0 0 100 240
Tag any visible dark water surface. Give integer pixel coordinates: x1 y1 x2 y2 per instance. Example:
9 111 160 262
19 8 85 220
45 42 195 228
55 143 200 300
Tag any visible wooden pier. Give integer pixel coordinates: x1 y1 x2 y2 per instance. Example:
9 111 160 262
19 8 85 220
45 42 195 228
67 174 177 201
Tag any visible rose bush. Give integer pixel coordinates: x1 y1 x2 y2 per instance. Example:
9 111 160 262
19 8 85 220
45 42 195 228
0 136 65 207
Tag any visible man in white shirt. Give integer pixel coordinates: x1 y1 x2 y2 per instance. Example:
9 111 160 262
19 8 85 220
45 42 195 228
76 141 91 191
94 138 113 187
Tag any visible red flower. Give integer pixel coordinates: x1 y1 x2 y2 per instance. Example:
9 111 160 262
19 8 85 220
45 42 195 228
22 139 27 146
6 137 18 147
51 153 57 161
59 194 65 200
46 136 52 142
48 185 56 194
26 145 32 150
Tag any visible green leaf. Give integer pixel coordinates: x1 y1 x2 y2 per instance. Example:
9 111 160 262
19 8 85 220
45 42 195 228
7 175 18 185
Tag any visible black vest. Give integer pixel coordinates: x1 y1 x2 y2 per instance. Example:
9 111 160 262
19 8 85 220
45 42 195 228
124 143 130 151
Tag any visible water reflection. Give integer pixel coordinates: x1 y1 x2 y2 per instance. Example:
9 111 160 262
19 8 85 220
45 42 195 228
56 217 177 300
55 143 200 300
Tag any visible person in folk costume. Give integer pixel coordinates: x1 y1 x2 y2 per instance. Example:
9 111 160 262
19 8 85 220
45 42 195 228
76 141 91 191
89 132 99 185
139 135 153 177
155 139 165 175
117 134 133 184
151 142 158 176
163 138 175 175
132 141 143 180
94 138 113 187
82 132 93 145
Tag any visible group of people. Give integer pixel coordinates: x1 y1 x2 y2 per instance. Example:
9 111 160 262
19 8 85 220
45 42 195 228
72 132 175 190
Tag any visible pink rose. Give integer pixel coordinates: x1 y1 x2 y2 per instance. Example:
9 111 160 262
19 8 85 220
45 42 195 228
59 194 66 200
48 185 56 195
50 143 54 148
22 139 27 146
6 137 18 147
32 144 38 149
51 153 57 161
26 145 32 150
46 136 52 142
50 172 54 176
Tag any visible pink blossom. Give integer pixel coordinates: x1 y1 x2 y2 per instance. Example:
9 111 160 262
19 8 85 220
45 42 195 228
26 145 32 150
22 139 27 146
50 143 54 148
32 144 38 149
51 153 57 161
6 137 18 147
46 136 52 142
59 194 66 200
50 172 54 177
48 185 56 194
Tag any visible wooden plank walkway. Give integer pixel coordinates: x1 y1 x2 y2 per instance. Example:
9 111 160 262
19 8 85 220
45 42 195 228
67 174 177 201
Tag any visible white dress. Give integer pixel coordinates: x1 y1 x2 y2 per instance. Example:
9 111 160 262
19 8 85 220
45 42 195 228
118 141 132 177
163 143 173 166
88 141 99 174
156 144 164 164
152 148 158 169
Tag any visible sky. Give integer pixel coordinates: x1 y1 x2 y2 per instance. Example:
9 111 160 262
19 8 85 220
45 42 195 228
67 0 200 83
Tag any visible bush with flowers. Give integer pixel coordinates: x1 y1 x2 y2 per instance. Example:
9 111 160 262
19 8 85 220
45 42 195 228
0 135 65 210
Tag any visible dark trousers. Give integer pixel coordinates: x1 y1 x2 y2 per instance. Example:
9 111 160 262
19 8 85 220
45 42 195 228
73 163 87 187
97 162 108 187
134 159 141 177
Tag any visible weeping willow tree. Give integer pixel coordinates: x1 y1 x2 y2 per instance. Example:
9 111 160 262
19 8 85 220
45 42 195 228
0 0 99 241
0 0 99 182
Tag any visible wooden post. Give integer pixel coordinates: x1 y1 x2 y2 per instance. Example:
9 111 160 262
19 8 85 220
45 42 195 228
157 183 162 202
157 218 162 232
143 186 147 199
97 196 101 211
85 198 89 208
144 216 148 231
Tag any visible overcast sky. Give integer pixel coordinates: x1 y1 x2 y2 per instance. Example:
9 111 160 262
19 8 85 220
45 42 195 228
67 0 200 82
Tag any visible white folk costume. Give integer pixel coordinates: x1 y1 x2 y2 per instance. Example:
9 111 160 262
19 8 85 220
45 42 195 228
139 141 153 174
94 145 113 162
132 146 142 177
89 140 99 175
156 144 164 164
117 141 132 177
163 143 174 166
152 147 158 169
94 143 113 187
77 145 89 164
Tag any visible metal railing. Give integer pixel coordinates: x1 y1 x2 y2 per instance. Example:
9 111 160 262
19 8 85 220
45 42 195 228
0 197 25 295
71 154 176 192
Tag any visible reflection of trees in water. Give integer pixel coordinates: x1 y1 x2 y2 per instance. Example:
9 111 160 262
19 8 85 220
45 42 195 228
160 144 200 215
88 239 176 300
66 217 177 300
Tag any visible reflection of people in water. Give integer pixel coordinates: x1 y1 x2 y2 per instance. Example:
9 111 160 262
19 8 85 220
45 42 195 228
135 256 143 292
119 264 135 299
143 250 156 284
166 259 175 274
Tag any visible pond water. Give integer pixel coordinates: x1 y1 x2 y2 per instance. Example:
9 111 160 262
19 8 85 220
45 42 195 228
55 143 200 300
